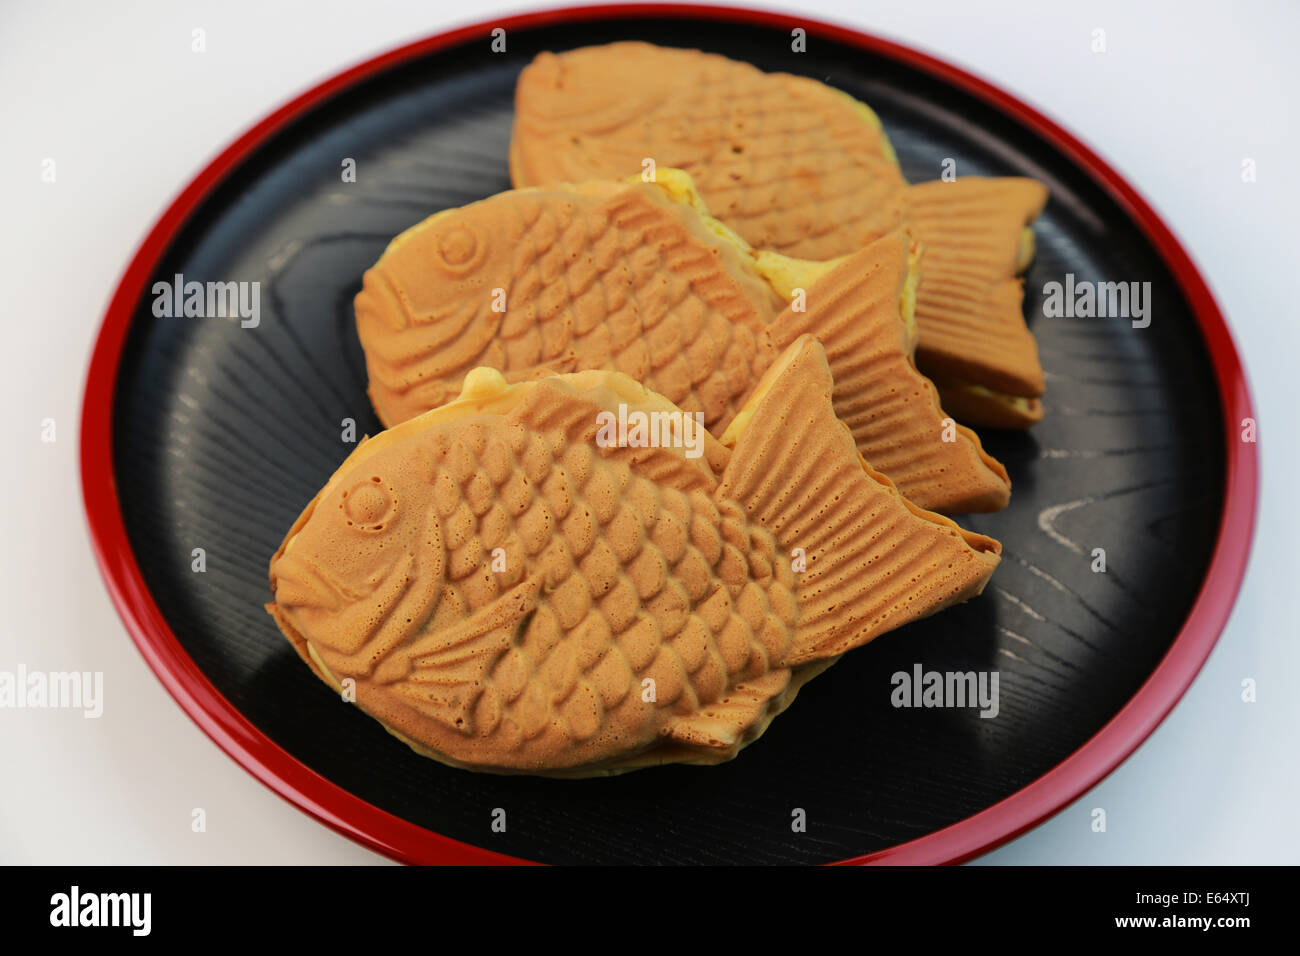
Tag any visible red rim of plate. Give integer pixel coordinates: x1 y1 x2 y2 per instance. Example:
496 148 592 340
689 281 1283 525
79 3 1258 866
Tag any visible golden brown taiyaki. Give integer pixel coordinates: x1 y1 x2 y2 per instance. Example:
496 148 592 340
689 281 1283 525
356 170 1010 513
266 337 1001 776
510 42 1049 427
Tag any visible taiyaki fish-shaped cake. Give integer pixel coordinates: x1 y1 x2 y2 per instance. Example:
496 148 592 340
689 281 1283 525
356 170 1010 513
267 337 1001 776
510 42 1049 428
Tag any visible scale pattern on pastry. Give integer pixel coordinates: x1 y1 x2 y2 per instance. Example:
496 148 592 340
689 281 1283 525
510 42 1049 426
267 338 1001 775
356 174 1010 512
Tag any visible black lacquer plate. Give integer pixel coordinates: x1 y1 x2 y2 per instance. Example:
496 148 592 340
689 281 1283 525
83 6 1255 864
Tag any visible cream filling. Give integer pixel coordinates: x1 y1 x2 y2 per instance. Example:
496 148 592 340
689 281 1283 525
1016 226 1036 274
945 379 1039 414
749 237 921 347
820 83 900 167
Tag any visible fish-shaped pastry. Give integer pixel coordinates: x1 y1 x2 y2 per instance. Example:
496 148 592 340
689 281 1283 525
266 336 1001 776
356 169 1010 513
510 42 1049 427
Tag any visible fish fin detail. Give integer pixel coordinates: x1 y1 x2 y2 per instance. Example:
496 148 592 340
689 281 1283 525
511 376 728 491
388 575 544 734
906 177 1048 398
717 336 1002 667
664 669 793 750
768 231 1011 513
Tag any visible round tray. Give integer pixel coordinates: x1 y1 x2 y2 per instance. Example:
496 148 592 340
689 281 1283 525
81 4 1257 864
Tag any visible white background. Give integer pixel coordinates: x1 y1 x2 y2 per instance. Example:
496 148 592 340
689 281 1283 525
1 0 1295 865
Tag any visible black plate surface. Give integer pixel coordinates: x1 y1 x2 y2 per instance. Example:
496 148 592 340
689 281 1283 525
110 15 1222 864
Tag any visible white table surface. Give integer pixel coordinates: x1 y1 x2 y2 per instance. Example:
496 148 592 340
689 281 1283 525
2 0 1295 865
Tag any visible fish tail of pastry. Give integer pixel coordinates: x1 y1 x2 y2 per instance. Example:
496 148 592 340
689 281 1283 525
762 231 1011 513
905 177 1049 415
716 335 1002 667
